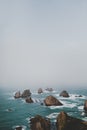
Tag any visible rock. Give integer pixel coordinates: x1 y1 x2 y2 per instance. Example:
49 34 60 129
21 89 31 98
56 111 87 130
44 95 63 106
15 126 23 130
14 91 21 98
84 100 87 112
60 90 69 97
56 111 68 130
30 115 50 130
25 97 33 103
75 95 82 97
45 88 53 92
38 88 43 94
8 108 13 112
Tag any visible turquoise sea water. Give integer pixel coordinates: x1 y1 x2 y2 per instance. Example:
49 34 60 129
0 87 87 130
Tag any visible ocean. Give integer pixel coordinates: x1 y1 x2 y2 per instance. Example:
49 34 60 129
0 87 87 130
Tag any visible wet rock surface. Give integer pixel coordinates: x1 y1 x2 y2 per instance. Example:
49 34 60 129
25 97 33 103
30 112 87 130
84 100 87 112
14 89 31 99
56 111 87 130
60 90 69 97
38 88 43 94
30 115 50 130
14 91 21 98
21 89 31 98
44 95 63 106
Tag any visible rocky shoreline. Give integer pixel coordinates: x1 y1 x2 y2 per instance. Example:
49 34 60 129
30 111 87 130
14 89 87 130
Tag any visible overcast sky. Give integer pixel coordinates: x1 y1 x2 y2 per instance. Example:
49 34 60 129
0 0 87 89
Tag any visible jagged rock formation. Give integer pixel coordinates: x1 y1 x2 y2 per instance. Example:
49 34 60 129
30 112 87 130
56 111 87 130
30 115 50 130
84 100 87 112
14 91 21 98
38 88 43 94
14 89 31 99
60 90 69 97
21 89 31 98
25 97 33 103
44 95 63 106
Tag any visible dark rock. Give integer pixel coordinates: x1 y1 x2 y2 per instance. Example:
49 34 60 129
56 111 87 130
40 102 44 105
8 108 13 112
84 100 87 112
44 95 63 106
25 97 33 103
21 89 31 98
45 88 53 92
60 90 69 97
75 95 82 97
30 115 50 130
38 88 43 94
15 126 22 130
14 91 21 98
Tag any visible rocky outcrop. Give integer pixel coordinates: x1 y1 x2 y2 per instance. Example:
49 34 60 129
56 111 87 130
45 88 53 92
38 88 43 94
75 95 82 97
25 97 33 103
30 115 50 130
84 100 87 112
60 90 69 97
30 112 87 130
44 95 63 106
14 91 21 98
16 126 22 130
57 111 67 130
21 89 31 98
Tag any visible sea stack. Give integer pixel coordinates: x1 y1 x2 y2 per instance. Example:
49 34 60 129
60 90 69 97
56 111 87 130
30 115 50 130
21 89 31 98
14 91 21 98
38 88 43 94
84 100 87 112
44 95 63 106
56 111 67 130
25 97 33 103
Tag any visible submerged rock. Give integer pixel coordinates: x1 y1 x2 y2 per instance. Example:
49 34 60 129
14 91 21 98
56 111 87 130
38 88 43 94
60 90 69 97
44 95 63 106
21 89 31 98
84 100 87 112
25 97 33 103
7 108 13 112
30 115 50 130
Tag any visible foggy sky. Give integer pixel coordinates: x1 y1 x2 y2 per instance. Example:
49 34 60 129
0 0 87 89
